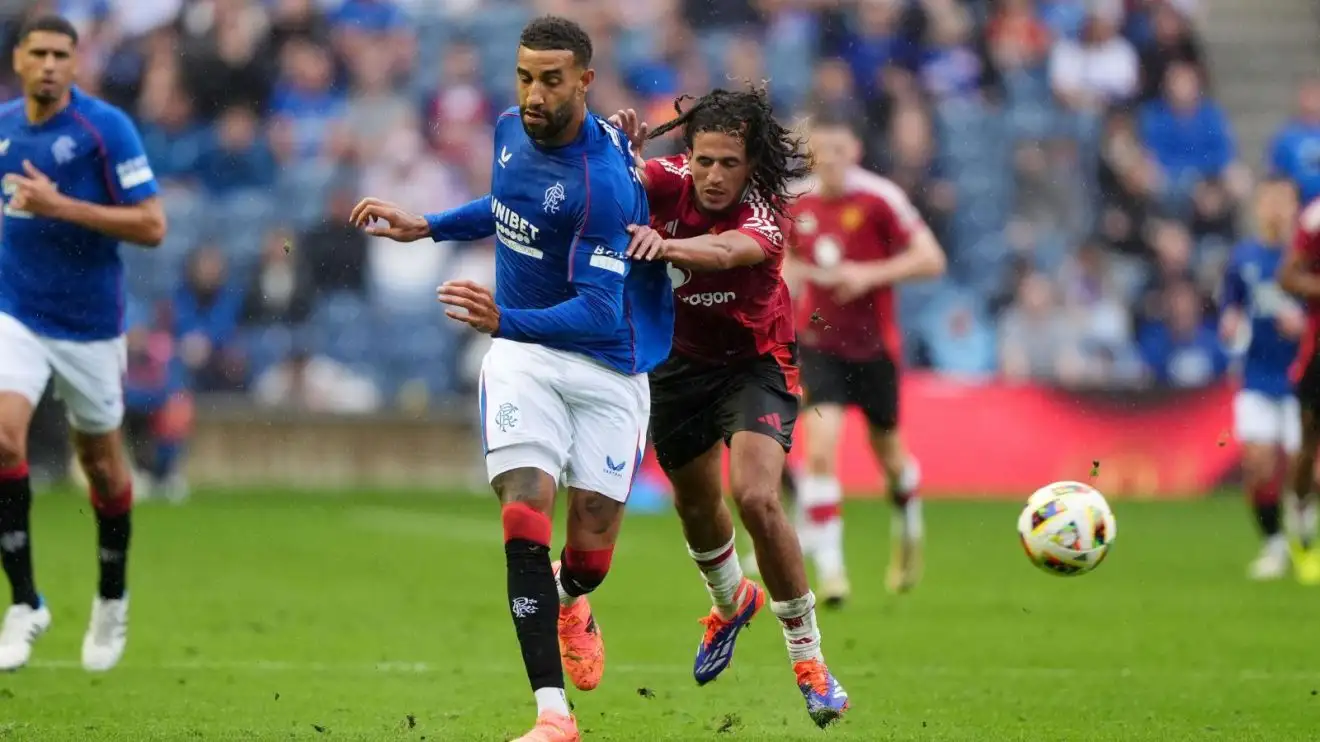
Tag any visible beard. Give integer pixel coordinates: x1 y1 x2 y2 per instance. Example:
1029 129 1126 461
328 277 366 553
520 100 576 143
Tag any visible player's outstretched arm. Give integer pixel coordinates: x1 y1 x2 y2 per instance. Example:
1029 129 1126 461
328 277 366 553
352 195 496 243
629 227 768 272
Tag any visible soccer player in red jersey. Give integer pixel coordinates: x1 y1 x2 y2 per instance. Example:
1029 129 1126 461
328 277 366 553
1277 194 1320 584
609 89 849 728
783 114 947 603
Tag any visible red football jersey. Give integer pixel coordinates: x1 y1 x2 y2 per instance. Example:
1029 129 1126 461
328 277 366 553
645 155 796 362
786 169 925 361
1292 196 1320 373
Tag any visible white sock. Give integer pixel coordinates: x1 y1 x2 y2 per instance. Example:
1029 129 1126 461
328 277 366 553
552 564 578 607
689 536 744 620
534 687 571 716
799 474 842 560
894 458 921 498
771 592 823 663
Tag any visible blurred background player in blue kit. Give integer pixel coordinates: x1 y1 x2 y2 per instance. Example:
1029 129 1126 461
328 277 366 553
122 301 192 504
349 15 672 742
1220 177 1305 581
0 15 165 673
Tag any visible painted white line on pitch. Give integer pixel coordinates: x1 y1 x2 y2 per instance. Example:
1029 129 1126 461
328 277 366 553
24 659 1320 682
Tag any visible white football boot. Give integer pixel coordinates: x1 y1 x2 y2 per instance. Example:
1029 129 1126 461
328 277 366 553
1247 537 1290 581
0 601 52 671
81 596 128 672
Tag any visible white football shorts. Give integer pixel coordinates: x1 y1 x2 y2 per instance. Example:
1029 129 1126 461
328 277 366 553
479 338 649 503
1233 389 1301 454
0 312 126 434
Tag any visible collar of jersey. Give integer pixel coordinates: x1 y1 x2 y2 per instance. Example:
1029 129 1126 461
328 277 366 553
23 85 82 129
527 109 594 155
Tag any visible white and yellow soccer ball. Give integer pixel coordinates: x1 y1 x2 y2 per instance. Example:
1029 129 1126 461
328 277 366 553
1016 481 1116 576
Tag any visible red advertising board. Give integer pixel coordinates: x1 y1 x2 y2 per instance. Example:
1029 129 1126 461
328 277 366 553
637 375 1240 500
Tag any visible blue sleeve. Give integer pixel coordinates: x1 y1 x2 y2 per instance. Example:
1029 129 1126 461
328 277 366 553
98 105 159 205
1269 129 1292 176
1206 106 1236 174
1220 252 1247 310
425 195 495 242
497 178 630 343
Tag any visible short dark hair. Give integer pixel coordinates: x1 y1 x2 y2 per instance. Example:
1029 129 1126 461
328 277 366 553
17 15 78 46
648 85 810 216
808 108 862 137
518 15 592 68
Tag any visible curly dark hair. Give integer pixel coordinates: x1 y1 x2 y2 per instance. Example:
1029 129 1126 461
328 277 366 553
518 15 592 68
647 85 809 215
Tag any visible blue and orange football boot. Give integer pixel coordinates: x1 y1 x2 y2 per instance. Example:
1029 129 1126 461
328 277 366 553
794 658 849 728
692 578 766 685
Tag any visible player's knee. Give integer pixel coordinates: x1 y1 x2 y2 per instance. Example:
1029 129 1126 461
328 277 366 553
672 486 722 524
731 484 783 526
804 449 834 476
558 546 613 597
0 427 24 468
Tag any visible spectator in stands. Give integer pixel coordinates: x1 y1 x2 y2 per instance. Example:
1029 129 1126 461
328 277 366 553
268 0 331 57
1269 78 1320 204
178 0 274 120
915 1 1001 105
1189 177 1237 252
343 42 413 163
425 40 491 164
841 0 915 101
268 37 349 165
1096 109 1157 256
123 301 192 503
298 187 369 297
241 229 316 327
807 58 865 125
1135 219 1203 330
986 0 1053 74
918 293 998 377
1138 279 1227 388
195 104 277 197
137 75 205 190
174 246 248 393
1136 1 1206 102
1139 61 1237 214
1059 240 1142 386
1036 0 1088 41
330 0 414 78
1049 7 1139 116
999 272 1083 383
882 103 954 246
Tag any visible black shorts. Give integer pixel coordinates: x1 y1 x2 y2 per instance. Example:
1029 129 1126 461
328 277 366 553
649 346 800 472
1298 354 1320 413
799 347 899 431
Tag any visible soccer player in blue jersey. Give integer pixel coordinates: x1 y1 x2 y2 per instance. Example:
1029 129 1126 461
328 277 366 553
0 15 165 673
350 16 672 742
1221 177 1304 580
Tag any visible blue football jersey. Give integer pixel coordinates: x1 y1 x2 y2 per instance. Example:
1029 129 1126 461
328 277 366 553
1221 240 1300 398
0 87 159 340
429 107 673 375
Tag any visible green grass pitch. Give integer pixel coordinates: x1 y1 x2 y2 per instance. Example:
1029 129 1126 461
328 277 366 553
1 489 1318 741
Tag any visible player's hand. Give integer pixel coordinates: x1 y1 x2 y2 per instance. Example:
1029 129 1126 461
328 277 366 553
350 197 430 242
827 263 877 304
7 161 66 217
607 108 649 157
1218 308 1243 343
1278 305 1306 339
625 224 668 261
438 280 500 334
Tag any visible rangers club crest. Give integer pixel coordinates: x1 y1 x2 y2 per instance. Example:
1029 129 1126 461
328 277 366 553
543 182 565 214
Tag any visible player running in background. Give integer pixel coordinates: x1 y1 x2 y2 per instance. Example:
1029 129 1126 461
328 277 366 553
0 15 166 672
611 88 850 728
351 16 672 742
782 114 946 602
1278 192 1320 585
1220 178 1304 581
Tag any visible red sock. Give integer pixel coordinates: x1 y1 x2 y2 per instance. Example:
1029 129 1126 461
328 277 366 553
502 501 551 546
559 546 613 599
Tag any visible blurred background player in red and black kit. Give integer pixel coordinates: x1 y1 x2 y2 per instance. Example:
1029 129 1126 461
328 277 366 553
122 301 193 504
1278 196 1320 581
781 113 947 603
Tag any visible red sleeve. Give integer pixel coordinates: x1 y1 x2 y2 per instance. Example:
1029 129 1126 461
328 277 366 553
733 197 787 258
643 156 688 203
1297 198 1320 259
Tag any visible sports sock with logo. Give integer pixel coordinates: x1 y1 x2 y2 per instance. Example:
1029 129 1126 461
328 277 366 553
771 592 823 663
0 463 37 608
92 484 133 601
502 502 569 717
689 535 744 620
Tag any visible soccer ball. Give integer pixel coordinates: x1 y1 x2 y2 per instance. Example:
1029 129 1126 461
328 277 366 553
1016 481 1116 576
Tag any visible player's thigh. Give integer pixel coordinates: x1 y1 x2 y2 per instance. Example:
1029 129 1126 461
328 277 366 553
721 350 801 455
799 403 846 474
44 333 127 436
649 355 727 474
479 339 573 486
0 314 52 453
561 358 650 505
1282 395 1303 456
1234 390 1284 448
845 354 900 432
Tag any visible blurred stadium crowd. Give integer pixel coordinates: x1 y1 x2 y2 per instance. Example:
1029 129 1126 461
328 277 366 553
4 0 1320 414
